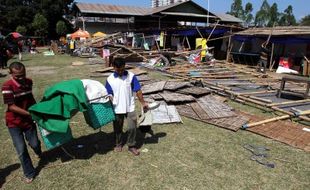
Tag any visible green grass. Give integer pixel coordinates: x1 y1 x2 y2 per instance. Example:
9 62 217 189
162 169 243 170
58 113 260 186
0 53 309 190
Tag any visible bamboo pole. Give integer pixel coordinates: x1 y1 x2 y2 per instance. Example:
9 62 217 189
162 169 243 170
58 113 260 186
269 60 276 71
237 96 267 107
243 115 291 128
186 36 191 50
249 96 273 103
196 26 204 38
237 90 276 96
206 20 220 43
267 99 310 107
242 109 310 129
226 28 233 63
269 43 275 71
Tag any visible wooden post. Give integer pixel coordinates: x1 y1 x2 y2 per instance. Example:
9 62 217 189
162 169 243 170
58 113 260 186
269 43 275 71
186 36 191 50
154 35 160 52
225 28 232 63
206 20 220 43
196 26 203 38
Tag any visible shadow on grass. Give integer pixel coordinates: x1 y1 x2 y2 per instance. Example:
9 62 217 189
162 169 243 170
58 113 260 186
136 126 167 148
36 128 167 175
36 131 114 174
0 163 20 188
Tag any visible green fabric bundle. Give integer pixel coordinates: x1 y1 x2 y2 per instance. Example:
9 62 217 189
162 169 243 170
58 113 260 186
29 79 88 133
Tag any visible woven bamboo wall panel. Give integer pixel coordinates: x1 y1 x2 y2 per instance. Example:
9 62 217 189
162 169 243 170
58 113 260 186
197 95 236 119
164 81 191 91
177 86 211 96
245 113 310 152
159 92 195 103
142 81 166 94
176 105 247 131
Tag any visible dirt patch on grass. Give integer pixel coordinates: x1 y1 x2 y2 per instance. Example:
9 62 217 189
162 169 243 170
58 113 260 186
27 66 58 75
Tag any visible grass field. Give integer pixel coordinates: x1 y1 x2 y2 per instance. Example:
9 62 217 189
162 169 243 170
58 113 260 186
0 53 309 190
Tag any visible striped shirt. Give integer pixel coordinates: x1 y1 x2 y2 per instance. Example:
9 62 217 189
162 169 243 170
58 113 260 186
2 78 36 128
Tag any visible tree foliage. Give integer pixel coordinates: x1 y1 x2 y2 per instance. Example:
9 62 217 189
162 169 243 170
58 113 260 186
56 20 67 36
254 0 270 27
0 0 74 37
268 3 279 27
16 25 27 35
32 13 48 37
244 3 254 26
279 5 297 26
229 0 244 19
227 0 254 26
300 15 310 26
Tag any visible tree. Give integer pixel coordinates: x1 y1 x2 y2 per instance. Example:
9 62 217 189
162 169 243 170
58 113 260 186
255 0 270 27
229 0 244 19
300 15 310 26
268 3 279 27
0 0 74 37
244 2 254 26
16 25 27 35
32 13 48 37
56 20 67 36
279 5 297 26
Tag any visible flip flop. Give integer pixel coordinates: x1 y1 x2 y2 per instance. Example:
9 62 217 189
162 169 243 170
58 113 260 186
24 177 33 184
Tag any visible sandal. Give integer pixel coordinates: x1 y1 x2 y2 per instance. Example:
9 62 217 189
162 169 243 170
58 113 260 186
24 177 33 184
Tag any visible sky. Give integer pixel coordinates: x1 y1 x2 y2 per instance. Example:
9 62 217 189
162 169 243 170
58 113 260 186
76 0 309 21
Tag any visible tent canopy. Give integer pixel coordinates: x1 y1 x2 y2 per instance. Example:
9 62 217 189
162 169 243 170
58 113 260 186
71 29 90 39
92 31 106 38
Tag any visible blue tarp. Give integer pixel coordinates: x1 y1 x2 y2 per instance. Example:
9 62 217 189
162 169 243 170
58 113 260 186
151 28 229 36
233 35 310 44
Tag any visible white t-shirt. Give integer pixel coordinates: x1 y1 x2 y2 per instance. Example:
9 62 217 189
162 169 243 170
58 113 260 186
105 71 141 114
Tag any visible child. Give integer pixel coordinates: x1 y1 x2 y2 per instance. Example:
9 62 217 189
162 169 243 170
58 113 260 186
1 62 42 183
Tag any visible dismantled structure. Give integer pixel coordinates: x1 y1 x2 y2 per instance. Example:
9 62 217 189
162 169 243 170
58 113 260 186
71 0 243 59
65 1 310 153
230 26 310 73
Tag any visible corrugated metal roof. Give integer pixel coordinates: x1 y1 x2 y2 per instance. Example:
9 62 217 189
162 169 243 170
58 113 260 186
161 11 216 18
75 3 151 16
75 2 242 23
214 13 244 23
150 1 187 14
236 26 310 36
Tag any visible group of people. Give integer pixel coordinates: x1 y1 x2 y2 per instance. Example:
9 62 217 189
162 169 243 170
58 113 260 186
2 57 148 183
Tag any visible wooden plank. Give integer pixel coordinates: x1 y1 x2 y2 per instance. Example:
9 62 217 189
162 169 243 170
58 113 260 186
176 104 200 120
207 114 249 131
142 81 166 94
137 75 151 82
164 81 191 91
177 86 211 96
150 94 163 100
159 92 195 103
190 102 209 120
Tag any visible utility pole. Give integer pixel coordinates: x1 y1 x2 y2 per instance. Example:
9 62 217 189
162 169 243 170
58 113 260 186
207 0 210 26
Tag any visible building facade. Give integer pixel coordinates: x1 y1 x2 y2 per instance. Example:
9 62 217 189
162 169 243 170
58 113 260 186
151 0 188 8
